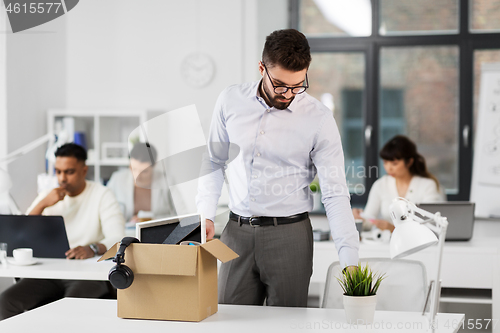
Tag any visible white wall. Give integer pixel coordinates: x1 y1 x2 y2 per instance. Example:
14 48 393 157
3 0 288 212
6 15 67 211
0 6 8 165
65 0 257 136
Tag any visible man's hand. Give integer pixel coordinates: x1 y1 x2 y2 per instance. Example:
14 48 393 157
206 219 215 240
43 187 67 207
65 246 94 260
370 219 395 232
345 265 358 274
29 187 67 215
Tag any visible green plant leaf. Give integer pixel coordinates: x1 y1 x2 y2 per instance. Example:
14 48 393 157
336 263 386 296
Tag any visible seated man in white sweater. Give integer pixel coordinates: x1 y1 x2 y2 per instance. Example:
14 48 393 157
0 143 125 320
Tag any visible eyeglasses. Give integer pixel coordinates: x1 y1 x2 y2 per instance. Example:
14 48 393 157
263 63 309 95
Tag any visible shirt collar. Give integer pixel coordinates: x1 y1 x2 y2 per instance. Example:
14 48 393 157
250 80 304 113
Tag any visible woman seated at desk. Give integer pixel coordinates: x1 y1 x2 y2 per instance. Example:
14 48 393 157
107 142 178 223
353 135 445 232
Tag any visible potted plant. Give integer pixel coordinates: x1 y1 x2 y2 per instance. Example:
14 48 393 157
336 263 385 324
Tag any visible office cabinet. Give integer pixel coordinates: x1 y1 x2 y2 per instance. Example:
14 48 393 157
47 109 147 184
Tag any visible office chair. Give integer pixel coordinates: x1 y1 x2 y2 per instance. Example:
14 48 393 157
322 258 428 312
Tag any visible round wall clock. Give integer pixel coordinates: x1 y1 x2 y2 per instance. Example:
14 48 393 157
181 53 216 88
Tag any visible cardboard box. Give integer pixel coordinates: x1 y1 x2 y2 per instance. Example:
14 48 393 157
99 239 238 321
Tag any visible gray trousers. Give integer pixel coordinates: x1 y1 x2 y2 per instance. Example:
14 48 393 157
0 278 112 320
218 217 313 307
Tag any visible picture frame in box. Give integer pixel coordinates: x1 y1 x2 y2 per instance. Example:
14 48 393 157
135 213 206 244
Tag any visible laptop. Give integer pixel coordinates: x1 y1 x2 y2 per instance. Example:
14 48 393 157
0 215 70 258
417 202 475 241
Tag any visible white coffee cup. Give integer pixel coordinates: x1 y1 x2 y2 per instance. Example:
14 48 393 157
13 248 33 264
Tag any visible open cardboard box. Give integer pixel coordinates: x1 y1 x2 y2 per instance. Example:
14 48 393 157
99 239 238 322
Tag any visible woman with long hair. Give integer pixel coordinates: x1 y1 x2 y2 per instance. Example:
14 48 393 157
353 135 445 232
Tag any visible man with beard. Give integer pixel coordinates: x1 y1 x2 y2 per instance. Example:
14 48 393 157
0 143 125 320
196 29 359 307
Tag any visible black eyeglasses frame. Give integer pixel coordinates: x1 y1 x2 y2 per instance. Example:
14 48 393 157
263 63 309 95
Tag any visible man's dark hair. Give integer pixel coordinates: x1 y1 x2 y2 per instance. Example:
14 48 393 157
129 142 157 164
55 143 87 162
262 29 311 71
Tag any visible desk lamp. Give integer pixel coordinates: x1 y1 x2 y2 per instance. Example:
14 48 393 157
0 167 20 214
0 168 12 194
389 197 448 327
0 133 61 214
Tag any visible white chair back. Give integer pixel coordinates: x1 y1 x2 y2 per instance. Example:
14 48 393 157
322 258 428 312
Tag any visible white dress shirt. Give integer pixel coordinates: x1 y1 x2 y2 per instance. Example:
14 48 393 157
196 80 359 267
363 175 446 222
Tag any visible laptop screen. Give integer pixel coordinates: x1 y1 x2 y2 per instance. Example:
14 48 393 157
0 215 70 258
417 202 475 241
135 213 204 244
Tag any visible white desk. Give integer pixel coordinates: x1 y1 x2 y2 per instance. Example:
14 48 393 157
310 217 500 332
0 298 464 333
0 257 113 280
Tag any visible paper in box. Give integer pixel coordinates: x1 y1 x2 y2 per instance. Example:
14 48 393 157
99 239 238 321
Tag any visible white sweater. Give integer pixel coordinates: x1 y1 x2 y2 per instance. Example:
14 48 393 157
26 181 125 250
363 175 445 222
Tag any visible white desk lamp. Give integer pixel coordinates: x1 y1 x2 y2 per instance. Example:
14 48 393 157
0 168 19 214
389 197 448 327
0 133 62 214
0 168 12 193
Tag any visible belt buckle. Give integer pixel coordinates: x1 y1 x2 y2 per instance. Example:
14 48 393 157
249 216 260 227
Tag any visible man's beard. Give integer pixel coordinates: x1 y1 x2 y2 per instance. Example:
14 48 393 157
261 81 295 110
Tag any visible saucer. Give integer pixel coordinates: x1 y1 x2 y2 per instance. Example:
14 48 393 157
7 258 38 266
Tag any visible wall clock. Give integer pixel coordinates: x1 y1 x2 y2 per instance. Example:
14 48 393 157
181 53 215 88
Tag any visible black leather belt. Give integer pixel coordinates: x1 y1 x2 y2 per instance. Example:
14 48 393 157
229 211 309 227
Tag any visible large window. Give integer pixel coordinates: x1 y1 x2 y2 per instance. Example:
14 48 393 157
470 0 500 33
379 46 460 191
379 0 459 35
307 52 366 192
299 0 372 37
291 0 500 203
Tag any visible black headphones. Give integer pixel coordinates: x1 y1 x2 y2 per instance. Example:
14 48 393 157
108 237 140 290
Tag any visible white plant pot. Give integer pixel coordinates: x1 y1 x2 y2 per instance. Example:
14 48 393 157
343 294 377 325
